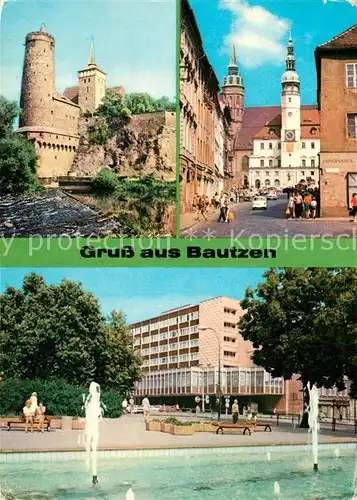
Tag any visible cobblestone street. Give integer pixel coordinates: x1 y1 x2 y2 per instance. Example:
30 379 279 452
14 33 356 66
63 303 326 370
181 196 357 238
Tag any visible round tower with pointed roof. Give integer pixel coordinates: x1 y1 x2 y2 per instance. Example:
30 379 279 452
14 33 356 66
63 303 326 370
78 37 106 112
19 23 56 128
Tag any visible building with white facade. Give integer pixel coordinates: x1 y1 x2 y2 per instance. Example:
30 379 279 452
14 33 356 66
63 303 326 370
248 36 320 189
223 36 321 190
131 297 286 412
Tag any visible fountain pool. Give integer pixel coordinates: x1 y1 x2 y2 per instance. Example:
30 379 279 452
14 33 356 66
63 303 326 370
1 444 356 499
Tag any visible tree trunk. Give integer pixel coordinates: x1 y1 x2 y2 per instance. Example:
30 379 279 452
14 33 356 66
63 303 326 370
299 384 309 428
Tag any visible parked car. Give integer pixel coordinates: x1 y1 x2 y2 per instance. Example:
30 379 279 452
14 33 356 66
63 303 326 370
150 405 162 412
252 196 267 210
159 405 179 412
266 192 277 200
132 405 143 414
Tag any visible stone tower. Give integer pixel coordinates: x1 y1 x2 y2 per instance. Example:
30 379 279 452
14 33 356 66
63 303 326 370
78 38 106 112
222 44 245 145
19 23 55 128
281 33 301 168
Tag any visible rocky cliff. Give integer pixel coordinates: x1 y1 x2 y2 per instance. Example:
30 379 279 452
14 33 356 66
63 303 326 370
70 111 176 181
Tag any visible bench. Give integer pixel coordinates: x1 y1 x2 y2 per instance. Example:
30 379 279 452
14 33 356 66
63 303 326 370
213 422 272 435
6 418 51 432
212 422 254 435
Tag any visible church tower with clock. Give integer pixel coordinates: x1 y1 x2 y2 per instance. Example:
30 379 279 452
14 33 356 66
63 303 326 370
281 34 301 169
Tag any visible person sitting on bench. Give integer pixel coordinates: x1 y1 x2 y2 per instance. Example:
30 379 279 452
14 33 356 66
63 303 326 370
23 399 34 433
231 399 239 424
246 412 257 425
36 402 46 433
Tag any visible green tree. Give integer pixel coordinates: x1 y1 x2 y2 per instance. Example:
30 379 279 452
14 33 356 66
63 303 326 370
0 134 37 194
96 92 125 118
0 273 141 393
154 96 176 112
98 311 142 395
238 268 356 427
87 119 110 145
0 96 19 138
125 93 157 114
92 168 119 193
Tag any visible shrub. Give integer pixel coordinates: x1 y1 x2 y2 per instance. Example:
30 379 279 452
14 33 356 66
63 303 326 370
163 417 192 426
87 120 110 145
92 168 119 193
0 135 38 194
0 379 123 418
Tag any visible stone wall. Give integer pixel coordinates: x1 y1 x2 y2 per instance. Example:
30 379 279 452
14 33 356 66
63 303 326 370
71 111 176 181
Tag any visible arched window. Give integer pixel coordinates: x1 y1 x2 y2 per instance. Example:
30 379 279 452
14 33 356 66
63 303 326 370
61 145 64 150
274 179 280 187
265 179 271 187
52 144 55 149
255 179 261 189
243 175 249 188
65 145 68 151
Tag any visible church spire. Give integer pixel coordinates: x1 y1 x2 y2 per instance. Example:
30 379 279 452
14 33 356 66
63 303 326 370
40 23 47 33
88 36 96 66
223 43 243 87
286 32 296 71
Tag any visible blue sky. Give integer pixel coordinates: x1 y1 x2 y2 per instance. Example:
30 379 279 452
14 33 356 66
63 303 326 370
0 268 266 324
191 0 357 106
0 0 176 103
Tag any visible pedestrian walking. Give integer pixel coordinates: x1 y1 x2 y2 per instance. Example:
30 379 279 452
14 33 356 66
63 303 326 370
293 192 303 219
303 192 312 219
197 196 207 221
287 195 295 219
350 193 357 223
231 399 239 424
217 196 227 222
142 396 150 421
129 397 134 414
122 398 128 414
311 197 317 219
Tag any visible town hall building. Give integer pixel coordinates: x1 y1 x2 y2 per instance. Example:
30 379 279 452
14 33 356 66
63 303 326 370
224 36 321 191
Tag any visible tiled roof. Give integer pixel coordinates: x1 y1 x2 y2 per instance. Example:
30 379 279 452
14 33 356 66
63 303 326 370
235 105 318 149
63 86 79 104
107 86 125 95
317 23 357 50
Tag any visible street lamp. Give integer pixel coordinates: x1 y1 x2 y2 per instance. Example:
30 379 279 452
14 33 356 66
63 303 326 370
199 326 222 421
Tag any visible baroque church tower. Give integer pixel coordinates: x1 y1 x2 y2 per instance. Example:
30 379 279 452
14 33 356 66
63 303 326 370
78 37 106 112
281 34 301 169
222 45 245 149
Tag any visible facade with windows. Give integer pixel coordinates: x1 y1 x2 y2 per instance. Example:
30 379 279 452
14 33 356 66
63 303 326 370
247 37 320 189
131 296 291 412
180 0 231 214
316 24 357 216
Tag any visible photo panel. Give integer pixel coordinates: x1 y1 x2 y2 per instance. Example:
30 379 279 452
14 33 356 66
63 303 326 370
0 0 177 238
0 266 356 498
180 0 357 240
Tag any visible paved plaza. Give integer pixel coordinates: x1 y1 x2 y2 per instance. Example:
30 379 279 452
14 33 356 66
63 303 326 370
181 196 357 238
1 415 355 452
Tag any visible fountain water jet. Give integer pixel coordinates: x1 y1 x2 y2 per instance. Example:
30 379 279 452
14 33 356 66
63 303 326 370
266 452 271 461
273 481 280 498
83 382 106 485
307 383 320 471
334 448 340 459
352 444 357 500
126 487 135 500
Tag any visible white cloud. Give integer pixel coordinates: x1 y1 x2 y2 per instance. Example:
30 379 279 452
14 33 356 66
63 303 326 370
220 0 290 68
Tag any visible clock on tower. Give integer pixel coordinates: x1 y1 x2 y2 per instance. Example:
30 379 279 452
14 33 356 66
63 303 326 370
285 130 295 142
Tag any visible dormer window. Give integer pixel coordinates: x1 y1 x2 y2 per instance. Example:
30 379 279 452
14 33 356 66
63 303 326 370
310 127 317 135
269 129 275 136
